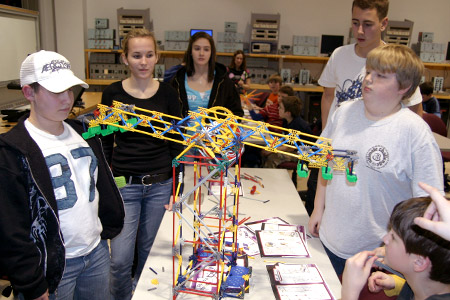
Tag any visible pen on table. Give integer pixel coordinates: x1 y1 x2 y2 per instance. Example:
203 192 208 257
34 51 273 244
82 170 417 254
147 287 157 291
241 196 270 203
149 267 158 275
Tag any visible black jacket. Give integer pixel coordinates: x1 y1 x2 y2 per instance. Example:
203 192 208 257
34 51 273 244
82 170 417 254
171 62 244 117
0 117 124 300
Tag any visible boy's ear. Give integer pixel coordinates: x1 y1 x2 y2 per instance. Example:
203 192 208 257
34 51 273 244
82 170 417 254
380 17 388 32
398 84 412 97
22 85 35 102
412 254 431 273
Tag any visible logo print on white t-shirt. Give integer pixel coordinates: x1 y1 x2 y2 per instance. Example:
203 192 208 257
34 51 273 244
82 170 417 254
366 145 389 169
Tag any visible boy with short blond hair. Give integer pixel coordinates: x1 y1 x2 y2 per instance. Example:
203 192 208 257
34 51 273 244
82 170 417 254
342 196 450 300
308 44 443 276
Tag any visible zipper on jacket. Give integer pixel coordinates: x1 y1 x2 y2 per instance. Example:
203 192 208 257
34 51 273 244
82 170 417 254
174 76 186 116
211 78 224 108
25 156 66 283
97 137 125 206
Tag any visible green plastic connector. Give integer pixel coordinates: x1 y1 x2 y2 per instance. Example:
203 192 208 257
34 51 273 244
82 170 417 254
101 123 120 136
114 176 127 189
119 118 138 133
321 166 333 180
346 168 357 183
90 125 102 135
296 162 309 178
109 122 120 131
82 131 93 140
100 128 114 136
82 126 101 140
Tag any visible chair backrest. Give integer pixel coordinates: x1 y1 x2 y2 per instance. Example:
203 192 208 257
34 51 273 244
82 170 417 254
422 113 447 136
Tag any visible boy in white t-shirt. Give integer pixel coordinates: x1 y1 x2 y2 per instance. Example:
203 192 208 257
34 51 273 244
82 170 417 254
319 0 423 129
308 44 443 276
0 51 124 300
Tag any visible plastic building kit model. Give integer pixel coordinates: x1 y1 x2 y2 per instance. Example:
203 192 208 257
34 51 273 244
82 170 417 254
82 100 358 180
82 101 358 299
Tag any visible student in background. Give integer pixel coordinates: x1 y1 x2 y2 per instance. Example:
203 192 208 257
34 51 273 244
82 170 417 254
342 196 450 300
262 96 313 168
269 85 318 216
0 50 124 300
171 31 243 117
278 85 295 99
101 28 184 300
420 81 441 117
308 45 443 276
319 0 422 130
245 75 284 132
227 50 251 94
241 83 293 167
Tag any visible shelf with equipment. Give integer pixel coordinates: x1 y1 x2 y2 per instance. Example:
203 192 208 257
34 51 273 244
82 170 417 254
84 48 450 86
84 49 187 85
84 49 329 86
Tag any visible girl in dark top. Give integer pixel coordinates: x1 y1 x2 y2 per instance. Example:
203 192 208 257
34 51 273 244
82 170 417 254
227 50 251 94
171 31 243 117
101 28 183 300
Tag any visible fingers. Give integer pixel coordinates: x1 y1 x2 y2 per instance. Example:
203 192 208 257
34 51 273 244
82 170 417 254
346 251 377 275
368 272 381 292
308 224 319 237
165 200 173 211
354 251 377 268
368 271 396 291
342 251 377 299
418 182 444 219
307 219 320 237
373 246 385 259
414 216 444 238
416 181 450 240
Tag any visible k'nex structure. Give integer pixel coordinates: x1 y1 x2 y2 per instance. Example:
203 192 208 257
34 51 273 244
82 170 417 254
82 100 358 299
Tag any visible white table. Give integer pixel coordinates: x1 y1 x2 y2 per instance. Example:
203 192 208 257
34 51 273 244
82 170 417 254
133 168 341 299
433 132 450 151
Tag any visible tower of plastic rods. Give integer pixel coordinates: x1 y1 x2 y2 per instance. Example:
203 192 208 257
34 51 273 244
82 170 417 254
82 100 359 299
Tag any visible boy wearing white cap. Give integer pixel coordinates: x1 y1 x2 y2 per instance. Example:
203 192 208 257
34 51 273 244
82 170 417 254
0 50 124 300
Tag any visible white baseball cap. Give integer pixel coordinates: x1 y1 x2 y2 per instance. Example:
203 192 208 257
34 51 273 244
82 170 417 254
20 50 89 93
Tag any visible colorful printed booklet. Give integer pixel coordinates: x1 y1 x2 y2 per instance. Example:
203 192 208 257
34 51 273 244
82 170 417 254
267 263 335 300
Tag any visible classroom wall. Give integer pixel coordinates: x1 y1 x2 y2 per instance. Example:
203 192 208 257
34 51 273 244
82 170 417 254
38 0 56 51
51 0 450 81
54 0 85 79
